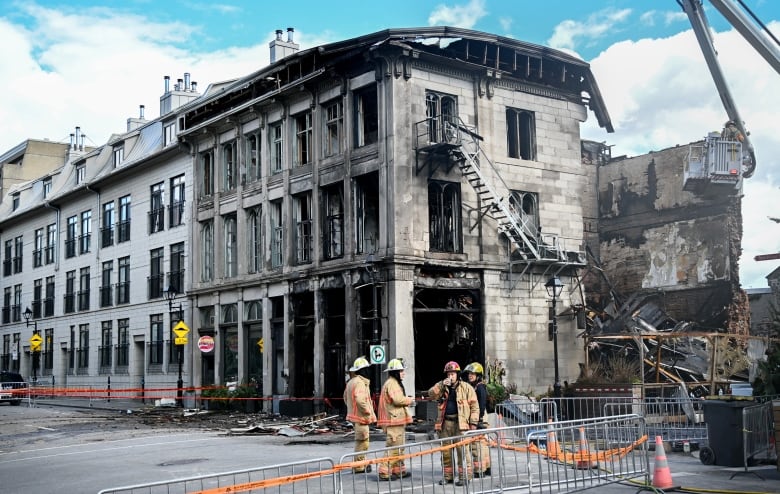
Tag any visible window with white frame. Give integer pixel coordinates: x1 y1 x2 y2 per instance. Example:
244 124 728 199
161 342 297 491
354 84 378 147
270 200 283 268
149 182 164 234
80 210 91 254
247 207 262 273
223 214 237 278
222 141 237 191
425 90 458 143
113 146 124 167
323 100 343 157
246 133 261 183
201 220 214 282
294 111 312 167
294 192 312 264
270 122 283 174
506 107 536 160
170 174 185 227
200 150 214 197
76 163 86 184
43 177 52 198
163 122 176 147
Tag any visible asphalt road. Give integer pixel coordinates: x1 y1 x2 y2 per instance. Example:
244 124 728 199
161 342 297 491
1 401 778 493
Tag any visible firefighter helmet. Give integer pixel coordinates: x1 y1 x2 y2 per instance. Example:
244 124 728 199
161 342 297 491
443 361 461 373
349 356 370 372
384 358 406 372
464 362 484 376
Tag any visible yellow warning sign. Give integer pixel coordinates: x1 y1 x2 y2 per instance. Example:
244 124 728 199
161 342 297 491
257 338 264 353
173 320 190 338
175 337 188 346
30 334 42 351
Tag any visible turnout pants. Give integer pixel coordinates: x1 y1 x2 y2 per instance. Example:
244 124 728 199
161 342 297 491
439 419 472 481
378 425 407 479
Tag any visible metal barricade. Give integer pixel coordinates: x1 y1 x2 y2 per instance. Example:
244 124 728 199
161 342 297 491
492 414 650 493
605 397 708 449
97 458 337 494
732 401 775 480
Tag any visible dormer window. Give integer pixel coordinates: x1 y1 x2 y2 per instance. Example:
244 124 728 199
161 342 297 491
164 122 176 147
12 192 19 211
113 146 124 167
76 163 86 184
43 178 52 198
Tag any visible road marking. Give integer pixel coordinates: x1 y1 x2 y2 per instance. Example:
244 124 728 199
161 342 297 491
25 425 56 431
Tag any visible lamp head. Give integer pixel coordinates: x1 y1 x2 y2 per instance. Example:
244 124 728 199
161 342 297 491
164 286 177 302
23 307 32 322
545 276 564 299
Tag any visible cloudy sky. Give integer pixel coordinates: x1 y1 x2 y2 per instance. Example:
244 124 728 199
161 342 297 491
1 0 778 288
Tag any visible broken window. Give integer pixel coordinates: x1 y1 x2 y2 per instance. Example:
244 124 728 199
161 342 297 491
270 199 284 268
247 206 262 273
323 99 343 157
322 184 344 260
428 180 462 253
199 150 214 197
223 214 237 278
245 133 261 183
222 141 237 191
245 300 263 395
294 111 312 166
354 84 378 147
506 107 536 160
354 172 379 254
509 190 540 243
425 91 458 143
270 122 283 174
294 192 312 264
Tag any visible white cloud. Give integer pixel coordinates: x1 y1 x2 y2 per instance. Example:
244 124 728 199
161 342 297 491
499 16 513 32
428 0 487 29
548 8 631 51
581 22 780 289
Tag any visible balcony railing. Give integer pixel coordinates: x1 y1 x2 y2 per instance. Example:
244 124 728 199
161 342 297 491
65 238 76 258
99 286 113 307
116 282 130 305
148 208 164 234
169 200 185 227
77 290 90 311
64 293 75 314
117 220 131 243
101 227 114 248
33 249 43 268
79 233 91 255
44 297 54 317
148 275 164 299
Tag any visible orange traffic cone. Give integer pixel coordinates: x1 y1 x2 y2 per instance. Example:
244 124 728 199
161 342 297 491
575 427 598 469
652 436 676 490
546 419 560 456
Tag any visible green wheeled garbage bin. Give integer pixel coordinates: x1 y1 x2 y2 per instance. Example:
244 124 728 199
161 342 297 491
700 399 753 467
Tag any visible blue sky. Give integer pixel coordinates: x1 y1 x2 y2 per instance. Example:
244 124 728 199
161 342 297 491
1 0 779 288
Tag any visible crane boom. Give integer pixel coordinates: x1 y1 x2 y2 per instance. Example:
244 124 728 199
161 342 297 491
679 0 768 178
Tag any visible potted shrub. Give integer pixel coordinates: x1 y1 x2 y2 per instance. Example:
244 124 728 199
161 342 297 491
230 382 259 412
201 386 230 411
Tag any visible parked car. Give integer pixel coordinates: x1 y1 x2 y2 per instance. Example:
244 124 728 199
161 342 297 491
0 371 27 405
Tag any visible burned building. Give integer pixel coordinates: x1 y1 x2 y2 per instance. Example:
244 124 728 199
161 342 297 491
582 138 749 336
180 26 613 403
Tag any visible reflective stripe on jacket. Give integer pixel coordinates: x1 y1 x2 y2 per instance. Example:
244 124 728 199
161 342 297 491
344 375 376 425
377 377 412 428
427 379 479 431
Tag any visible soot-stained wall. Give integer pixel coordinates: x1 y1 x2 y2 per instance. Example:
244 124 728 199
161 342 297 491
582 141 749 334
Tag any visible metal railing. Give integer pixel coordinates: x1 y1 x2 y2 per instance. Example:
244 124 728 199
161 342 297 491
98 413 649 494
731 401 775 479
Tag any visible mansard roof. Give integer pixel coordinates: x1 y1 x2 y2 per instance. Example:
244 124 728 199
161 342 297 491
180 26 613 136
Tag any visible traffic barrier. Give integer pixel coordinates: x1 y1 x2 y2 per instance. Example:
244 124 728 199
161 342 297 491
652 435 675 489
731 401 774 480
99 414 650 493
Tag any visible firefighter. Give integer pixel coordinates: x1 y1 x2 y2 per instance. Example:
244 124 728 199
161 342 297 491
428 360 479 486
463 362 492 477
721 120 744 142
343 356 376 473
377 358 414 480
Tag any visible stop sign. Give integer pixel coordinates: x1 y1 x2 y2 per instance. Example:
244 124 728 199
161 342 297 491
198 335 215 353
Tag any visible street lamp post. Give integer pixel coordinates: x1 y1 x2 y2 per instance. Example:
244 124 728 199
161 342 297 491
545 277 564 399
23 307 40 384
164 287 184 407
365 254 381 395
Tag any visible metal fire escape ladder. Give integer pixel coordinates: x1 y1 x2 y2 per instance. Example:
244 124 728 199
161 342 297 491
447 119 543 261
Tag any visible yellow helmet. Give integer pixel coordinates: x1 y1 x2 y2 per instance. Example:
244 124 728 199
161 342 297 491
464 362 484 375
384 358 406 372
349 356 370 372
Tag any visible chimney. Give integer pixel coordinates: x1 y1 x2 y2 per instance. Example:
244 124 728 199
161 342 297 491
164 75 170 94
269 26 299 63
69 133 75 150
160 72 201 115
127 104 147 132
74 126 81 151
